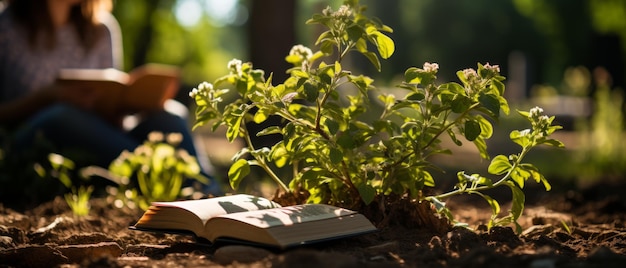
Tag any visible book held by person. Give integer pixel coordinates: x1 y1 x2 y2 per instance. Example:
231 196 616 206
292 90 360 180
56 63 180 122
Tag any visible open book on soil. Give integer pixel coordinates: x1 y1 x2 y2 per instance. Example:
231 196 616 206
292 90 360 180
131 194 377 249
57 63 180 121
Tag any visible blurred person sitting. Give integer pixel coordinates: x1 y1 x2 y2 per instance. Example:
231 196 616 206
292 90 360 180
0 0 222 196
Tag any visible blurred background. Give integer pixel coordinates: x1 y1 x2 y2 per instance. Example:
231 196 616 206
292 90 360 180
112 0 625 192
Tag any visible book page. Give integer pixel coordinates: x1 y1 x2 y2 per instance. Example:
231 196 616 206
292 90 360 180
266 213 377 248
151 194 281 225
58 68 130 84
123 64 180 112
214 204 356 229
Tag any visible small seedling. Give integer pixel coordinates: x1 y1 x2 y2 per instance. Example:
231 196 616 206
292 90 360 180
47 153 93 216
108 132 208 210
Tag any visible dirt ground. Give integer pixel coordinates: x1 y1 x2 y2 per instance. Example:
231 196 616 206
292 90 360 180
1 177 625 268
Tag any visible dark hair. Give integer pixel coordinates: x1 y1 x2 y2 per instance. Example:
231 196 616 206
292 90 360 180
8 0 112 50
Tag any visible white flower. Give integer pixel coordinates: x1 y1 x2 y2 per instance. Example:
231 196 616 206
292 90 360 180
322 5 352 19
322 6 333 16
189 88 197 98
199 81 213 91
484 63 500 73
227 59 243 76
462 68 478 79
289 45 314 71
529 106 544 118
289 44 313 61
334 5 352 19
423 62 439 72
189 82 213 98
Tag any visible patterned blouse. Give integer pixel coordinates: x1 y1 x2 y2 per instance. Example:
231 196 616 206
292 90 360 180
0 6 123 103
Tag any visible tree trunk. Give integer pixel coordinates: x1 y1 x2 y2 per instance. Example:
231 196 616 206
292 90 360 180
246 0 297 149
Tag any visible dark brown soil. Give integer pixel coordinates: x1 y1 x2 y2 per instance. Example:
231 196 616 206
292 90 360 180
1 180 625 268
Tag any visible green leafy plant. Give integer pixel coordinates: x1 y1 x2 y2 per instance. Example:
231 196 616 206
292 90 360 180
190 0 563 231
576 76 626 178
428 106 563 232
47 153 93 216
108 132 208 210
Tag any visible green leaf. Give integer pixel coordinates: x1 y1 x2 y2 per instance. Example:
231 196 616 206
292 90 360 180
539 173 552 191
497 95 510 115
329 147 343 164
488 155 512 175
475 115 493 139
478 94 500 117
505 181 525 234
228 159 250 190
451 95 472 113
319 66 333 85
447 129 463 146
361 51 381 72
291 70 309 79
541 138 565 148
320 40 334 55
303 82 319 102
491 79 505 96
404 67 420 84
510 130 531 148
285 54 302 65
510 168 526 189
325 119 340 135
472 191 500 218
521 163 552 191
346 24 363 42
456 70 469 84
474 136 490 159
257 126 282 136
464 120 481 141
357 183 376 205
349 75 375 92
253 108 269 124
337 134 355 149
225 116 243 142
517 110 531 119
406 92 425 101
372 31 395 59
440 82 465 94
269 142 289 168
421 170 435 187
355 38 368 53
334 61 342 75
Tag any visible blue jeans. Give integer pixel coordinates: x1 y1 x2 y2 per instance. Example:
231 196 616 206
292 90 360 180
12 104 222 195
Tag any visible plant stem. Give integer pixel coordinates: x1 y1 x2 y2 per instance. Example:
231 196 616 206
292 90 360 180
241 124 290 192
422 103 480 151
431 145 531 200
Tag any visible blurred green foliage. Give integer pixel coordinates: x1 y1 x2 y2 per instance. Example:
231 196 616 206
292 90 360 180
295 0 626 91
111 0 626 93
112 0 246 87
